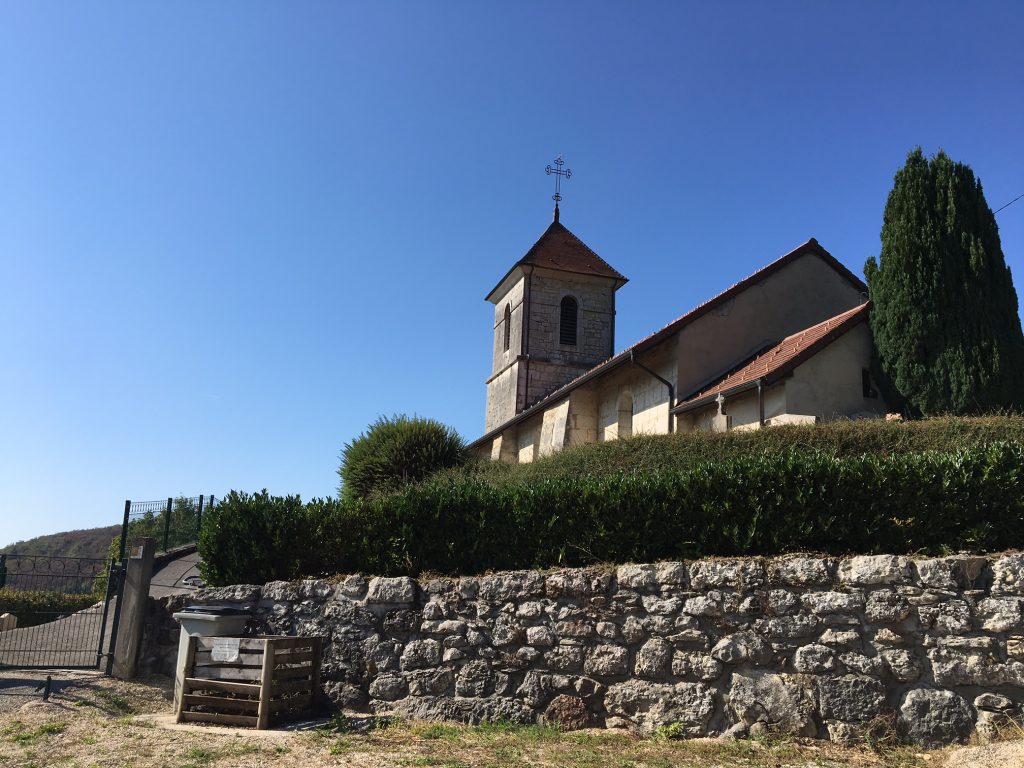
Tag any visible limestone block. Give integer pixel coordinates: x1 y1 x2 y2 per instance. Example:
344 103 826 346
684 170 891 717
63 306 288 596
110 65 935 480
635 637 673 678
366 577 416 604
793 644 838 674
838 555 910 586
918 600 972 635
682 595 722 617
642 595 683 616
337 574 368 599
976 597 1024 633
655 561 688 587
301 579 333 599
769 556 834 586
399 639 441 670
727 671 817 736
992 554 1024 595
455 661 494 697
544 694 591 730
406 668 455 697
817 675 886 722
879 649 921 682
801 591 866 615
478 571 545 603
605 680 714 735
711 631 770 666
544 644 584 672
838 652 885 677
545 568 612 599
584 644 628 677
616 564 658 590
689 559 766 590
768 589 799 615
526 626 555 647
753 615 821 639
865 590 912 624
671 651 723 682
898 687 974 747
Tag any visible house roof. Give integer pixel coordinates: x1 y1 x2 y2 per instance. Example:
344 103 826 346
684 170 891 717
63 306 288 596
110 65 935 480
485 219 628 302
673 301 871 412
470 237 868 448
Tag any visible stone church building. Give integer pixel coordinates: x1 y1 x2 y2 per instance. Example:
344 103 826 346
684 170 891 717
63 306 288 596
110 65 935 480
470 209 888 463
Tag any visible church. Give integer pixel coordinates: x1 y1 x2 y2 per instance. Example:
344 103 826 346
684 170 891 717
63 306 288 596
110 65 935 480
470 199 889 463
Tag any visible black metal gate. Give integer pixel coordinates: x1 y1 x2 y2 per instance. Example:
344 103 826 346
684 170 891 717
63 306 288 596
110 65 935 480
0 554 124 671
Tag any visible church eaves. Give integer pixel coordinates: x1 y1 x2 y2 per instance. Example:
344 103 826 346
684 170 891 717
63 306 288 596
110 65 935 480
470 237 867 449
485 220 628 302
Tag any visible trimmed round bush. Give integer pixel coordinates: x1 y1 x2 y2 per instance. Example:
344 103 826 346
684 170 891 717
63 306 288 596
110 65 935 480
338 415 467 501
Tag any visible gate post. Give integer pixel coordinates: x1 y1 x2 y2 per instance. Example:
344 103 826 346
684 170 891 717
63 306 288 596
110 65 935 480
162 498 172 552
112 538 156 679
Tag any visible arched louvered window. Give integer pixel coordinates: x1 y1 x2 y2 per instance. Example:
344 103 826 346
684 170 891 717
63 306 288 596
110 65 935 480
503 304 511 351
559 296 578 346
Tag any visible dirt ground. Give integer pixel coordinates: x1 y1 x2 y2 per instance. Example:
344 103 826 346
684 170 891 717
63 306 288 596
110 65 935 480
0 671 1022 768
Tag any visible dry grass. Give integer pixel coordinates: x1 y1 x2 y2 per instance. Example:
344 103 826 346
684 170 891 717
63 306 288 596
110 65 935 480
0 673 1015 768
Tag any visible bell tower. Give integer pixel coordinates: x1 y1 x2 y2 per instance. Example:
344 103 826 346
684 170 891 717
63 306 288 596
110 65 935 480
483 206 627 432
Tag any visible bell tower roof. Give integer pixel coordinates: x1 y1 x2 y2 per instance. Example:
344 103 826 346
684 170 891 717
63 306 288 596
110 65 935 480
485 218 628 302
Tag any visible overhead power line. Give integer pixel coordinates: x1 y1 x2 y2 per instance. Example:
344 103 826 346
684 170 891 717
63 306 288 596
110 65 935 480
994 192 1024 215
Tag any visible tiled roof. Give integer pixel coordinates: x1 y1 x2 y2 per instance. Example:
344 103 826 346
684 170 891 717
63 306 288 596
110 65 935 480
676 302 871 409
486 220 627 300
470 237 867 448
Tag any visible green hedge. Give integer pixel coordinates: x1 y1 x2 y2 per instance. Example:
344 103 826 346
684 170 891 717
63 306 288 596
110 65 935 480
199 442 1024 586
0 589 98 628
442 415 1024 490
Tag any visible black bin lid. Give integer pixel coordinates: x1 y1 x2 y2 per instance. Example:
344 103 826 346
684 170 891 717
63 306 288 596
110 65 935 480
180 605 251 616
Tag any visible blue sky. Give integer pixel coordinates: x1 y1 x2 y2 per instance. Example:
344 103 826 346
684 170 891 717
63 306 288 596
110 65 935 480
2 2 1023 546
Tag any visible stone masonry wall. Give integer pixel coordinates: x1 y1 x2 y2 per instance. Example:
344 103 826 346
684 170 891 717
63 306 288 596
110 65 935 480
146 553 1024 746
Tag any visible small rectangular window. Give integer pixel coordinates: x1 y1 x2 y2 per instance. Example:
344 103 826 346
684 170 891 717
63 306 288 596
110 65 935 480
560 296 578 346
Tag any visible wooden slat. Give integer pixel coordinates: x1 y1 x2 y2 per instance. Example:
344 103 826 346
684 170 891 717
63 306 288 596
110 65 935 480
183 694 259 712
191 666 261 682
272 679 313 695
311 637 322 706
273 651 315 665
194 656 264 668
256 638 276 730
274 665 313 681
255 636 314 650
176 635 198 723
181 711 258 727
195 649 263 663
270 693 311 713
197 636 267 652
184 678 262 695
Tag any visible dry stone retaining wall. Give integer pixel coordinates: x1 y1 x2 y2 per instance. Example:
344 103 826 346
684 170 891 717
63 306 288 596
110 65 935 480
150 553 1024 746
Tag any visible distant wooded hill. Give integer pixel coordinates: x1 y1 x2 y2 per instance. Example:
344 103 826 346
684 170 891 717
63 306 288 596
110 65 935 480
1 524 121 561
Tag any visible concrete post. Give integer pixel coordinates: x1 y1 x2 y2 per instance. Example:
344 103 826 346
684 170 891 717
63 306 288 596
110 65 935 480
112 537 156 679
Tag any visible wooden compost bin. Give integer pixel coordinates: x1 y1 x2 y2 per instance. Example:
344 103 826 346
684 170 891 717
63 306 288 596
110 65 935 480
176 635 323 729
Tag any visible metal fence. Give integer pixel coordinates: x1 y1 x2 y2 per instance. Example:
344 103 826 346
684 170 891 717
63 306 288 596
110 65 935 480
119 495 215 559
0 555 119 669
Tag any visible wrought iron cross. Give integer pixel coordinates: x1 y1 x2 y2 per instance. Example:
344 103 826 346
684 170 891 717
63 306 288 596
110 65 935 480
545 155 572 204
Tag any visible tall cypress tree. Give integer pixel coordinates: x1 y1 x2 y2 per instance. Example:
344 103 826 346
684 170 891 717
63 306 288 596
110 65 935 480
865 148 1024 415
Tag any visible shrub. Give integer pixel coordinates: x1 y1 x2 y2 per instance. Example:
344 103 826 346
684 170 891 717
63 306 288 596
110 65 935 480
0 589 98 628
197 490 310 586
338 415 467 501
199 442 1024 585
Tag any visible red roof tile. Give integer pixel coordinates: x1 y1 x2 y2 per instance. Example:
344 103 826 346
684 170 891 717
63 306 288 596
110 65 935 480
486 220 627 301
676 302 871 409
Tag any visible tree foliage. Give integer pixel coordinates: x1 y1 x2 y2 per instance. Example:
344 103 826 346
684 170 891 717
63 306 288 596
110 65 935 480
865 148 1024 415
338 414 467 501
